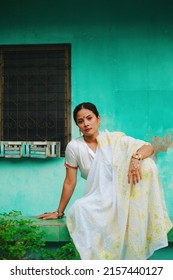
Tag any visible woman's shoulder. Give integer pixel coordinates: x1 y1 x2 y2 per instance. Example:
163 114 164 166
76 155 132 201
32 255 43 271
66 136 84 149
99 130 125 137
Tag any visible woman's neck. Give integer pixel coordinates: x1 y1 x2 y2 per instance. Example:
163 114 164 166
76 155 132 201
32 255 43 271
83 132 98 143
83 133 98 153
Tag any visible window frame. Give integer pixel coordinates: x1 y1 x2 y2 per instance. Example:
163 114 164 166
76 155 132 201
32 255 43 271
0 44 71 157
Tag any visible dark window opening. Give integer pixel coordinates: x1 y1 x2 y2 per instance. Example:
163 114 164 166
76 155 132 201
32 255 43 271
0 44 71 156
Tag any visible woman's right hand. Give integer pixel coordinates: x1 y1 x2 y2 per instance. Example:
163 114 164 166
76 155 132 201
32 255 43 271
36 211 63 220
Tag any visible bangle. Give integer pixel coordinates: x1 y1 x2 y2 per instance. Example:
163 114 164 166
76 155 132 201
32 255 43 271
54 209 64 219
132 152 143 161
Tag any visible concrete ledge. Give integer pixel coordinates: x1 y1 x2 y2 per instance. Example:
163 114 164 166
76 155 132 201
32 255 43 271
29 216 71 242
32 216 173 243
25 216 173 243
1 215 70 242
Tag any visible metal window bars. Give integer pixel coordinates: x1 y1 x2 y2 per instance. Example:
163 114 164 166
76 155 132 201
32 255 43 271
0 141 61 158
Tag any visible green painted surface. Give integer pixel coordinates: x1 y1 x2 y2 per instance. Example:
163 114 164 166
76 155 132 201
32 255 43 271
0 0 173 228
148 243 173 260
33 216 173 243
27 216 70 242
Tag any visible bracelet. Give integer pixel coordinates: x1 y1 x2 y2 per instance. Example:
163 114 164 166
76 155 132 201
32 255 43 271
132 152 143 161
54 209 64 219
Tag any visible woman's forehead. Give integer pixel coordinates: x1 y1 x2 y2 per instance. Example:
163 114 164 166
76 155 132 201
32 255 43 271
76 108 93 118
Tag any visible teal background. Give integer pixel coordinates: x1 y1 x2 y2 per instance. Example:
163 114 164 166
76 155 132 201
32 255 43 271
0 0 173 217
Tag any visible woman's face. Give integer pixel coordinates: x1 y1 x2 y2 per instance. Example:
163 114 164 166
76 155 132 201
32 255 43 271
76 108 100 137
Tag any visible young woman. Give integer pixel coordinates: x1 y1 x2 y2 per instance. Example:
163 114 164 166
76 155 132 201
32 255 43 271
37 102 172 260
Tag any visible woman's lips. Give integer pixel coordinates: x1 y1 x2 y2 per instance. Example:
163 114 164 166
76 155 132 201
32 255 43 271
84 128 91 132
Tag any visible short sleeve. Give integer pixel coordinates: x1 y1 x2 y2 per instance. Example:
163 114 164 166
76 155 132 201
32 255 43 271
64 141 78 169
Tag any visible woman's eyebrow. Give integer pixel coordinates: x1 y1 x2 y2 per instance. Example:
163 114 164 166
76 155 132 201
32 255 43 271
77 114 93 121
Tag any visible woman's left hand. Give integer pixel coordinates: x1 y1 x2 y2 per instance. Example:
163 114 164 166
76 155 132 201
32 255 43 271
128 158 142 185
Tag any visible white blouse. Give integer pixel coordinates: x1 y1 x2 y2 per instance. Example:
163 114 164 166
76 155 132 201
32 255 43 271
65 136 95 180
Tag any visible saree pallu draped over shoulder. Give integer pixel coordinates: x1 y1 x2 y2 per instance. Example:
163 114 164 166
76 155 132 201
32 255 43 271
66 131 172 260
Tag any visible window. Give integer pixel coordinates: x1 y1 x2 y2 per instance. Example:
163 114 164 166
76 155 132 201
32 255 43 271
0 44 71 156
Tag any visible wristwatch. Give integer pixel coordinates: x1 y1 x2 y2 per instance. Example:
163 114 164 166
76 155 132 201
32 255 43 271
132 152 143 160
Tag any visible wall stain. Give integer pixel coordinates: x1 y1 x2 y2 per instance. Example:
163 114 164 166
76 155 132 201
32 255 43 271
151 134 173 159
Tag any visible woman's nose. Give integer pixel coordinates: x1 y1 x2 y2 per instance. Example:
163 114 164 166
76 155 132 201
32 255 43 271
84 119 89 126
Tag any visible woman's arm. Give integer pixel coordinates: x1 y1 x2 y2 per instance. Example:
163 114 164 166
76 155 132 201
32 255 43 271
128 144 155 185
37 167 77 220
134 144 155 160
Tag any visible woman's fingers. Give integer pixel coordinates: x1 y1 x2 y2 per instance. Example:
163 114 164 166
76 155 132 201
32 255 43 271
128 166 142 185
36 212 57 219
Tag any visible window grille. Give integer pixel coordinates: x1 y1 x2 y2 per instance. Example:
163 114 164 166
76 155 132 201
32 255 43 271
0 44 71 156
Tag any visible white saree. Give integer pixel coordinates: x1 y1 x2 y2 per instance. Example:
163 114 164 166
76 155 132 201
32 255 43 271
66 131 172 260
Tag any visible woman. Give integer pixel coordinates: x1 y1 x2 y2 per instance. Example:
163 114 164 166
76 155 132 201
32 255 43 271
37 102 172 260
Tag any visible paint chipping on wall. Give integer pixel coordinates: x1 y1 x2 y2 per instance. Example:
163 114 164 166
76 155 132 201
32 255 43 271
151 134 173 158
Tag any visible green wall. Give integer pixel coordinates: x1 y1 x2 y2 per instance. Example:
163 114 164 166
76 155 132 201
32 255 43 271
0 0 173 216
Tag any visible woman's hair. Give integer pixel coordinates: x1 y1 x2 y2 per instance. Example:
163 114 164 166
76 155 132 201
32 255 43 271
73 102 99 124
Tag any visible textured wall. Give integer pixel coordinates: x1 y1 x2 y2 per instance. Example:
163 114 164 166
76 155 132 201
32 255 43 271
0 0 173 216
